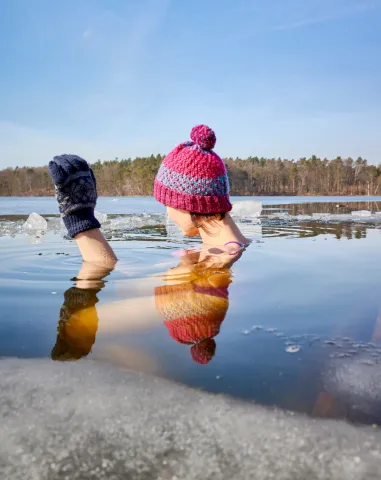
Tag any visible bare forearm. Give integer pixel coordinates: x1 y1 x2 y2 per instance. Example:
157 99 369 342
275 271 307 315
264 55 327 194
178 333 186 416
74 229 117 267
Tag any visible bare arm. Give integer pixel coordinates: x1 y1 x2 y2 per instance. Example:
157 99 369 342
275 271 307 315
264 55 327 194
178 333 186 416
48 154 117 266
74 229 117 267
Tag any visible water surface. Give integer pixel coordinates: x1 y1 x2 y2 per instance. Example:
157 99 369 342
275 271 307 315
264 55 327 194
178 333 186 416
1 196 381 425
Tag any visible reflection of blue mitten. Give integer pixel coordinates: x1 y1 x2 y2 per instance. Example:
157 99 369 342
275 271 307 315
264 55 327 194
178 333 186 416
48 154 100 238
51 286 101 361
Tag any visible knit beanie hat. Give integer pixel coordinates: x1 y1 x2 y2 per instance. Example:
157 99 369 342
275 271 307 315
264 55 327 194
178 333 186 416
154 125 232 214
155 269 231 364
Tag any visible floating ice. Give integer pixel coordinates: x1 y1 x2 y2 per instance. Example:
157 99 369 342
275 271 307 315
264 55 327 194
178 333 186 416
23 213 47 231
351 210 371 217
166 215 183 238
4 203 381 240
285 345 300 353
95 211 108 224
333 353 353 359
232 201 262 218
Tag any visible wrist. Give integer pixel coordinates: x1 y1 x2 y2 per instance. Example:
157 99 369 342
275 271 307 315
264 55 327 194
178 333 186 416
63 207 101 238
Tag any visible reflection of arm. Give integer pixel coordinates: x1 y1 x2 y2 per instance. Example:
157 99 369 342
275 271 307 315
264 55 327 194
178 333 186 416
62 255 159 333
70 257 160 334
72 246 239 337
53 258 161 363
74 262 160 334
74 260 113 289
96 296 159 334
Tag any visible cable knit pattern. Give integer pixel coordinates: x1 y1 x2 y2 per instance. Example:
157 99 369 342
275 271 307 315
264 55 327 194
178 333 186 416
48 154 100 238
154 125 232 214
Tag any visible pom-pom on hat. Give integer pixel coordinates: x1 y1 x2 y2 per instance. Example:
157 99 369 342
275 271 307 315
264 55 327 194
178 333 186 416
154 125 232 214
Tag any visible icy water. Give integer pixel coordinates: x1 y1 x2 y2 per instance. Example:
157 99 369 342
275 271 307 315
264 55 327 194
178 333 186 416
2 196 381 425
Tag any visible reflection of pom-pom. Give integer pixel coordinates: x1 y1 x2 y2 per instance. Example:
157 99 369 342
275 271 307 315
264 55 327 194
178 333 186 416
190 125 216 151
191 338 216 364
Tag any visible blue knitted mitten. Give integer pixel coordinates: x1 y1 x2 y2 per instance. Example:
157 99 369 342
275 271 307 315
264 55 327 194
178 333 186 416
48 154 100 238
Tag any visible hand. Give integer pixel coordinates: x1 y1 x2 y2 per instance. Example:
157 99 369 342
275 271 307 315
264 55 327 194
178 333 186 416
48 154 98 216
48 154 100 237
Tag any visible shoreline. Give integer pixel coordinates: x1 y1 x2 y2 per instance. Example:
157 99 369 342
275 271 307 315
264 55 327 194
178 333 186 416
1 193 380 198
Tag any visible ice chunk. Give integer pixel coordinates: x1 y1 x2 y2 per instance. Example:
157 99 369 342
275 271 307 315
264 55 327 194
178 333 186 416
23 213 47 231
351 210 371 217
166 215 183 238
285 345 301 353
268 212 290 220
232 201 262 218
95 211 108 224
27 234 43 244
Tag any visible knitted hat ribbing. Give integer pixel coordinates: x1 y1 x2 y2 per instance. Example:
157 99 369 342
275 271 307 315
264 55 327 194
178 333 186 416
154 125 232 214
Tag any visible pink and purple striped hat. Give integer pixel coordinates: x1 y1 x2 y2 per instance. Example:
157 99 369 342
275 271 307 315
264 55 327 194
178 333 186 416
154 125 232 214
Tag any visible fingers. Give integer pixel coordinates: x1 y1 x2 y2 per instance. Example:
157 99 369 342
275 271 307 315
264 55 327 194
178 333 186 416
89 168 97 190
48 160 66 185
68 155 90 173
49 154 91 185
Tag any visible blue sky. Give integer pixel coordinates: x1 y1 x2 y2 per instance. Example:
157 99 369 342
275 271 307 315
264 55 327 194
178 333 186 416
0 0 380 168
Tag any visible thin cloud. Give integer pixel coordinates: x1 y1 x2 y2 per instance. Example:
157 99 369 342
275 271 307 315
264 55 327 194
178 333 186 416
272 1 381 31
82 28 91 39
0 121 120 168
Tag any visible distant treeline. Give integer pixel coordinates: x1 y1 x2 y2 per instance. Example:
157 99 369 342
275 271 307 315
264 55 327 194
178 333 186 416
0 155 380 197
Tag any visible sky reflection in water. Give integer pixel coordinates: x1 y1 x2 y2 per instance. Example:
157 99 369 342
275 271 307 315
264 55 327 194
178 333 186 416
1 198 381 425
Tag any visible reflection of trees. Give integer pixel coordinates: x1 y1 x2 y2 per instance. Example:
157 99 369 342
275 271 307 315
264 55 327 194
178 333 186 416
261 201 376 240
281 201 381 216
262 222 368 240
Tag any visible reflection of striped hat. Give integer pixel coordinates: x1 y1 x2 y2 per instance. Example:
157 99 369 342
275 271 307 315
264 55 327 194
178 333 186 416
155 270 230 364
154 125 232 214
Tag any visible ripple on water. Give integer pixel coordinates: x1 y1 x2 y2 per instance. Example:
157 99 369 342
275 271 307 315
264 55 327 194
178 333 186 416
0 235 163 288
